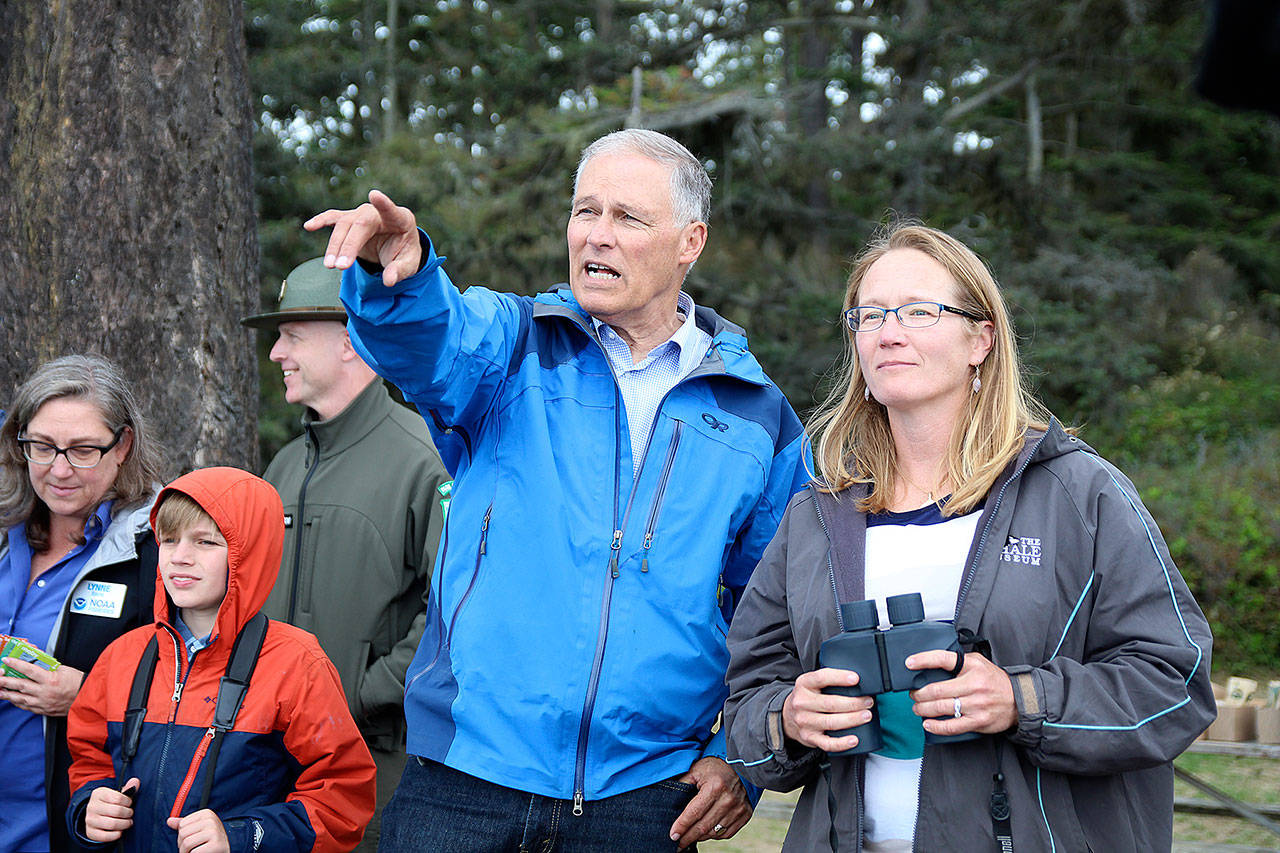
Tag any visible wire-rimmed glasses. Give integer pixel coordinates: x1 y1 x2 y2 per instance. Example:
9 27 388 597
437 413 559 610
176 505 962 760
844 301 986 333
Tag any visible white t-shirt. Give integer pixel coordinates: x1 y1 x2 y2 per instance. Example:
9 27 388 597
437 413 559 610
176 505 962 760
861 502 982 847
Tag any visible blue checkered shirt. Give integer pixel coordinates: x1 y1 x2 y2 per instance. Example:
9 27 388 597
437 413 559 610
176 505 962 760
174 615 213 663
593 291 712 475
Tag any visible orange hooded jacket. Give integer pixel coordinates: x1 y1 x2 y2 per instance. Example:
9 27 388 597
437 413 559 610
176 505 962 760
66 467 375 852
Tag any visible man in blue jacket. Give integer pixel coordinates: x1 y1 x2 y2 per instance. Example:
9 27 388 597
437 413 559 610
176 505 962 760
306 129 809 851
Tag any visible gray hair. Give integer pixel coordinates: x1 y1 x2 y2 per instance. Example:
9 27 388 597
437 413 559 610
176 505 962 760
574 129 712 225
1 354 164 548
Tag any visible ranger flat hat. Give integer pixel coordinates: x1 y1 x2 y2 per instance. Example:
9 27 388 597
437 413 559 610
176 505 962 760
241 257 347 328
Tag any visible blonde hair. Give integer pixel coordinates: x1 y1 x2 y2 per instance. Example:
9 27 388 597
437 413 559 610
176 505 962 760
809 222 1051 514
153 491 218 540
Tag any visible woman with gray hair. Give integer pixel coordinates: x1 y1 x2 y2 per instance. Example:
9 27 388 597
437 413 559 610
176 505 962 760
0 354 163 852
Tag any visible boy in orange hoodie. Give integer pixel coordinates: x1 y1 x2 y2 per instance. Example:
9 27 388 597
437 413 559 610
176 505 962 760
66 467 375 852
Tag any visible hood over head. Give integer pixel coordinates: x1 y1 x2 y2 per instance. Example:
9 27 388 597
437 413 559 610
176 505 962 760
149 467 284 642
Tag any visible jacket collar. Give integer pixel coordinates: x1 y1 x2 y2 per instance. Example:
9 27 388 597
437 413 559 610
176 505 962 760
532 287 771 388
951 418 1083 630
300 378 394 458
809 418 1084 629
92 500 153 565
0 499 151 569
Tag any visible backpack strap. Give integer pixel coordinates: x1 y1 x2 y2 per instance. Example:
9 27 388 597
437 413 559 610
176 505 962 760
198 611 269 809
121 634 159 772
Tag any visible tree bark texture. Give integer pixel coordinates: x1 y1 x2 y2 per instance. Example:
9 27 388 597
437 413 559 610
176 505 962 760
0 0 259 474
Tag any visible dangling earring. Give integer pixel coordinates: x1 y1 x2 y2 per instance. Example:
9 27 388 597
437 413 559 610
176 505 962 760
971 364 982 395
864 385 870 402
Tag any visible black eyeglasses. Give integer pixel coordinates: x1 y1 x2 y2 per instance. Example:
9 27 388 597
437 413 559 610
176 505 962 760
17 427 126 468
844 301 987 333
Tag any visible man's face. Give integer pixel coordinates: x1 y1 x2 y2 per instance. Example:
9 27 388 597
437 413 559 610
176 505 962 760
567 152 706 333
268 320 348 412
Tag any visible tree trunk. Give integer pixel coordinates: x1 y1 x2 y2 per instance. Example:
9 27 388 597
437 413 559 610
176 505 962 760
795 1 832 220
883 0 933 216
360 0 380 144
383 0 401 141
0 0 260 475
1026 72 1043 188
627 65 643 128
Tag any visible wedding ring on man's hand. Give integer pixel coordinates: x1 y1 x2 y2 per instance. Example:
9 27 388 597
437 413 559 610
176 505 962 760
953 697 963 718
713 824 724 834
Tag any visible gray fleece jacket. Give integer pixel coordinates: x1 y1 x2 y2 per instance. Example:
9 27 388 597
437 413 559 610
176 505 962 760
724 421 1216 852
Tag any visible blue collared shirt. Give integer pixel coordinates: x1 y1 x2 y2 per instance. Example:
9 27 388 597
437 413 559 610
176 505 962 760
0 500 114 853
173 615 213 663
592 291 712 474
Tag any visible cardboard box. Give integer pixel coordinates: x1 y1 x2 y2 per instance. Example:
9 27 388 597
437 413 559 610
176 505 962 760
1257 708 1280 744
1204 702 1256 742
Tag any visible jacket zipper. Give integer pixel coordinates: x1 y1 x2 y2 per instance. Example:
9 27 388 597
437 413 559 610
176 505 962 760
154 627 191 828
573 384 632 809
571 332 702 812
444 503 491 649
813 490 864 851
908 430 1048 852
170 727 215 819
574 416 681 805
572 397 627 815
810 491 845 631
639 422 683 573
573 523 622 816
953 430 1048 618
286 424 321 623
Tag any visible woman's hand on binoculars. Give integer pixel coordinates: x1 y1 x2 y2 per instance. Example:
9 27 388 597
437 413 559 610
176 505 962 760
782 668 876 752
907 650 1018 735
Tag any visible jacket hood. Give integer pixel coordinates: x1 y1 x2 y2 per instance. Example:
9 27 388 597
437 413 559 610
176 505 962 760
149 467 284 642
1022 418 1087 469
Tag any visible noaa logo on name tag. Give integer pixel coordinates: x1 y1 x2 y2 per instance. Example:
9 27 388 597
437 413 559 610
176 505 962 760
69 579 127 619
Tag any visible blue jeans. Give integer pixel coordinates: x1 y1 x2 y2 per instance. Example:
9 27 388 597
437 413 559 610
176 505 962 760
378 757 698 852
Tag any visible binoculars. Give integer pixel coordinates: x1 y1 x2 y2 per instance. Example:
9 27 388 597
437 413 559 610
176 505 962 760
818 592 978 756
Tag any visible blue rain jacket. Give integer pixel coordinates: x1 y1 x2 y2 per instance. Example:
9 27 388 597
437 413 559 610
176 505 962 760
340 234 809 803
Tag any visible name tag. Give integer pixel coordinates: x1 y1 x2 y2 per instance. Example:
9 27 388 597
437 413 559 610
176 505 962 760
69 580 128 619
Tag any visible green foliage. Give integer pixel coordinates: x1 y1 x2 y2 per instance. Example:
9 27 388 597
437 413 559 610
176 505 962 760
1002 248 1174 423
244 0 1280 661
1129 431 1280 671
1085 309 1280 671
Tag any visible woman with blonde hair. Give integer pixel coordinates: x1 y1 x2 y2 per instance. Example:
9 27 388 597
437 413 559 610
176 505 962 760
724 223 1215 851
0 354 164 852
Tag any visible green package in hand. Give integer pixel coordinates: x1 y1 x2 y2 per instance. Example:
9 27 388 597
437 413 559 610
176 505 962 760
0 634 61 678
